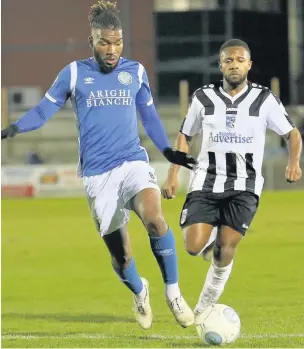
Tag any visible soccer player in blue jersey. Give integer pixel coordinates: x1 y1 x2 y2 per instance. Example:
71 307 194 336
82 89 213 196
1 0 197 330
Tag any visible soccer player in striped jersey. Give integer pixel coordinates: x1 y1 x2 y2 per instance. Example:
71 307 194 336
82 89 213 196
1 0 197 330
162 39 302 319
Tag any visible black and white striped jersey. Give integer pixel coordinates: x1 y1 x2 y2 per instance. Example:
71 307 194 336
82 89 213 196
180 81 295 196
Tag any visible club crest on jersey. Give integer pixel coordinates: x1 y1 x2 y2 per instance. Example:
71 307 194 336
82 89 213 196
226 115 236 130
118 72 132 85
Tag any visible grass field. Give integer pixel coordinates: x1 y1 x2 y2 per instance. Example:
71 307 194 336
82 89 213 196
2 191 304 348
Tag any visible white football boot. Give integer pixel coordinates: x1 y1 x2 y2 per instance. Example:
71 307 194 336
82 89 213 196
167 295 194 328
133 278 152 329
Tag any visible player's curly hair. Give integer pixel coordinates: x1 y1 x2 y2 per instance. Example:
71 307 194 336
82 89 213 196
88 1 121 29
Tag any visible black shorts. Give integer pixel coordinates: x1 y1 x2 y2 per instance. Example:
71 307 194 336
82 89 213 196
180 190 259 235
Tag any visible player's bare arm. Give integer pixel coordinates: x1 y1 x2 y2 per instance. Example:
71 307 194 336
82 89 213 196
284 128 302 183
162 132 192 199
162 87 202 199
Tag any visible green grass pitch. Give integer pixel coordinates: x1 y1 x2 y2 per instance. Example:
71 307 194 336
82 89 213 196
2 191 304 348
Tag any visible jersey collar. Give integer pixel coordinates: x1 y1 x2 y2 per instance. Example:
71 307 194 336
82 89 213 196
219 82 249 103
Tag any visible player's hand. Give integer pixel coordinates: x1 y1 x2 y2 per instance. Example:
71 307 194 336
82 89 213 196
285 162 302 183
163 147 197 170
161 174 179 199
1 124 19 140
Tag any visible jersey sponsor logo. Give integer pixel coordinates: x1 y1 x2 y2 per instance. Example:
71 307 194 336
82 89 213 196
86 89 133 107
84 77 94 84
118 71 132 85
209 132 253 144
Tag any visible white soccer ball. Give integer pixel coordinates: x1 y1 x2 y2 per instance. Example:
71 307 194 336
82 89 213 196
195 304 241 345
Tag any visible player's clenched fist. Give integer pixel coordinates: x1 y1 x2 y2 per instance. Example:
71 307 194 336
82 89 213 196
285 163 302 183
161 174 179 199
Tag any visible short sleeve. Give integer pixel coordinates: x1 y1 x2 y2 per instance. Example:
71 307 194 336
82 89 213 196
180 93 204 136
266 93 294 135
136 64 153 107
45 64 71 107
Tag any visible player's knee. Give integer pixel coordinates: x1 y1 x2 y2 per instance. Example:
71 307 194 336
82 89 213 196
183 227 210 256
184 240 205 256
145 215 167 237
213 242 237 263
186 248 202 256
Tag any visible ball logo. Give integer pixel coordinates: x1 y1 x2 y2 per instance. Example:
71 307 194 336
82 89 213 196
118 72 132 85
223 307 239 323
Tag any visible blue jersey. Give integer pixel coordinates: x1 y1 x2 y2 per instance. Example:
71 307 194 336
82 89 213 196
15 57 170 176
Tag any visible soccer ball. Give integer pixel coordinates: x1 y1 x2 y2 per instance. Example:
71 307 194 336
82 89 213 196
195 304 241 345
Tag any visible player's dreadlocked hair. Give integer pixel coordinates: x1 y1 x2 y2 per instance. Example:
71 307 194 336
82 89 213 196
88 1 121 29
220 39 251 57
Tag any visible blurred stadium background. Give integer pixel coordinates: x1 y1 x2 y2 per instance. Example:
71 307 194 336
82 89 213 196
2 1 304 348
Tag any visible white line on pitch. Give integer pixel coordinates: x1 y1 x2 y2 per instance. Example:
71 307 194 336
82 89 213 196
2 333 304 340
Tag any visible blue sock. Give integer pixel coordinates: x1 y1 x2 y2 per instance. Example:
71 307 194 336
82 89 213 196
113 258 143 294
149 228 178 284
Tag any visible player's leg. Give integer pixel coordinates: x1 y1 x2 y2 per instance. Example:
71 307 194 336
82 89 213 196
83 172 152 329
195 191 259 314
122 161 193 327
185 170 219 259
103 225 152 329
183 224 218 259
194 224 241 313
180 191 220 257
131 187 194 327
